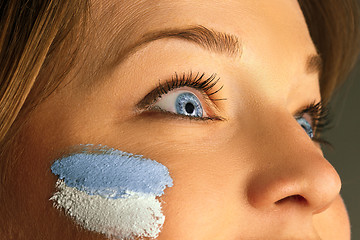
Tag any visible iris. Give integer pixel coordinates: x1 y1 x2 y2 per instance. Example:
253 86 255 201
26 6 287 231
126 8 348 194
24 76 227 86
175 92 203 117
296 117 313 138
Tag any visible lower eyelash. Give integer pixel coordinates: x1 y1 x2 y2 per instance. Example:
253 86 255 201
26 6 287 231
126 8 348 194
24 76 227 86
142 108 225 122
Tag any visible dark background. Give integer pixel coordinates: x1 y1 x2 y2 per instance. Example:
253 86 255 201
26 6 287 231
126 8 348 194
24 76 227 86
323 53 360 238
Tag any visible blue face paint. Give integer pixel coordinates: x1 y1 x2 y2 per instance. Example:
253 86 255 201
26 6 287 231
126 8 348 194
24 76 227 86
51 145 173 199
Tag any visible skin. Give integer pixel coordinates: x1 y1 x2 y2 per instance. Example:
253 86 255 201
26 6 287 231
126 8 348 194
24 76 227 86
1 0 351 239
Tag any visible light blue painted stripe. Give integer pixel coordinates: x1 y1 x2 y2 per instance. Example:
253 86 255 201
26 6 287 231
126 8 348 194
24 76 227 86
51 145 173 199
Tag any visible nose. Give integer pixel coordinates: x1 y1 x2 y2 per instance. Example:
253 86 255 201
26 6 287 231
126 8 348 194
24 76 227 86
246 113 341 214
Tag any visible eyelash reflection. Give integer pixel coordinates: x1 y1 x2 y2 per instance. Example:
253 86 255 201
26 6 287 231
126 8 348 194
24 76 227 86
296 101 333 146
136 71 226 121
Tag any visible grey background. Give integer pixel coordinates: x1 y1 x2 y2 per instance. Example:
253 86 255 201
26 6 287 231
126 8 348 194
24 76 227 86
323 55 360 239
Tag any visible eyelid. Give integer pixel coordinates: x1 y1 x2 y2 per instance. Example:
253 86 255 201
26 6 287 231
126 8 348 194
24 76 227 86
152 87 212 116
141 107 225 122
136 71 226 121
140 86 222 121
294 101 332 145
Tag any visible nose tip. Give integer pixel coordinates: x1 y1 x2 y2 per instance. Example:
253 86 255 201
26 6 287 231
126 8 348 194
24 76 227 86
306 162 342 214
247 155 341 214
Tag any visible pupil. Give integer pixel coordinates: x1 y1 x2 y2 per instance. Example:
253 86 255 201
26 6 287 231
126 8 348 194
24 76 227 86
185 102 195 114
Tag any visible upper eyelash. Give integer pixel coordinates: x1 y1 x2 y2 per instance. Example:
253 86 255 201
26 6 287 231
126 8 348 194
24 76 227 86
297 101 333 146
136 71 225 111
157 71 225 101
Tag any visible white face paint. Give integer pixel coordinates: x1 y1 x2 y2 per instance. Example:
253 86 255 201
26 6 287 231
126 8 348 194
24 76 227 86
50 145 173 239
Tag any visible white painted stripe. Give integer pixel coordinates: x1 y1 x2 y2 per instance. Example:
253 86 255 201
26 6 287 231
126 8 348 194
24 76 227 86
50 180 165 239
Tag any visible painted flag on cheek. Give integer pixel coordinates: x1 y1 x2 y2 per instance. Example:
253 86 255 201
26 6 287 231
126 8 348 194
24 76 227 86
50 144 173 239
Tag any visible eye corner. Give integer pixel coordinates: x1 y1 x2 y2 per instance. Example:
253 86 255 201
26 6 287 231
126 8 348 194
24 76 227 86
135 89 163 111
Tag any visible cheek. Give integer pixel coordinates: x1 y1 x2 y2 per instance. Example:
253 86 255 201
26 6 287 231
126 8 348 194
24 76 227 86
49 145 173 240
313 195 350 240
155 149 248 240
1 133 74 238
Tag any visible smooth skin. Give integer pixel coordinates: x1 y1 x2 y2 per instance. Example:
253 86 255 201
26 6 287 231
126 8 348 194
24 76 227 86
3 0 350 239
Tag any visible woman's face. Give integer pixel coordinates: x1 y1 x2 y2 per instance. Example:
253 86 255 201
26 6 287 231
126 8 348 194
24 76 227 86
6 0 350 239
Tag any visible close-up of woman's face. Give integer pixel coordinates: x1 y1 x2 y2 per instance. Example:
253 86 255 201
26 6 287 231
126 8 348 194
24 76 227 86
1 0 353 239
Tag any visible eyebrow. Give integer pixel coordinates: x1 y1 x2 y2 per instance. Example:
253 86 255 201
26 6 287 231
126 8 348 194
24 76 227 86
306 54 323 74
116 25 242 64
112 25 321 75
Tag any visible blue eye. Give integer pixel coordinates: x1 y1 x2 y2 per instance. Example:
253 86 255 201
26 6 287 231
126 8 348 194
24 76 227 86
175 92 203 117
296 117 313 138
153 90 206 118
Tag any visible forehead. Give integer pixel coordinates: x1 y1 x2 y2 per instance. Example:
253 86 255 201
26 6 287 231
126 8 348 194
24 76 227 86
88 0 316 67
91 0 313 46
92 0 308 35
82 0 318 103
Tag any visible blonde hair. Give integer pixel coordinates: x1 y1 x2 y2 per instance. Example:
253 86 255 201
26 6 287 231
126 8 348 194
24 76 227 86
0 0 89 147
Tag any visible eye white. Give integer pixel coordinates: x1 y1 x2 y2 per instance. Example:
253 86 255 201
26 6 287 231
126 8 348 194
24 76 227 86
154 89 207 118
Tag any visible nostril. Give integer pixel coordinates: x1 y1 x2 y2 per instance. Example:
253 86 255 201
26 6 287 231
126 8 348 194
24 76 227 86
247 155 341 211
275 195 308 206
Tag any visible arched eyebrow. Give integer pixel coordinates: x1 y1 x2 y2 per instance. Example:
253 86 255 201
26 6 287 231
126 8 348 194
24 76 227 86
112 25 321 75
115 25 242 64
140 25 242 57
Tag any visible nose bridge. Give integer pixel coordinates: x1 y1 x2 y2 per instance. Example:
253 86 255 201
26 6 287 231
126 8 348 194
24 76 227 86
245 108 341 214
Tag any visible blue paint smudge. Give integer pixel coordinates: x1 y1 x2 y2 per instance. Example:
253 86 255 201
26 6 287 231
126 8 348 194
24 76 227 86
51 145 173 199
